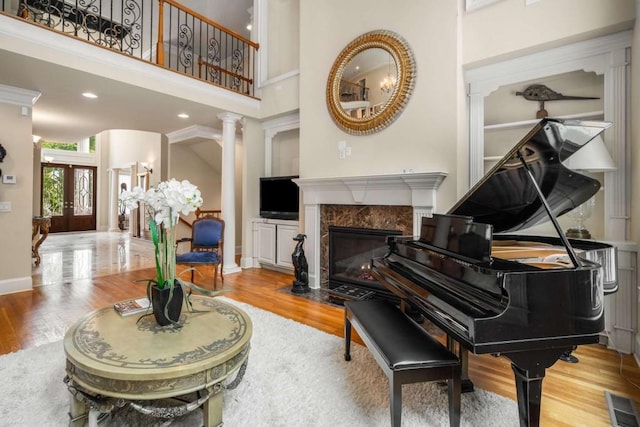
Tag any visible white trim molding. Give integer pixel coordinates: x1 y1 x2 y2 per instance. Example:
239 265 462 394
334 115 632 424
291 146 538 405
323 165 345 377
167 125 222 146
465 0 505 12
0 276 32 295
0 83 41 107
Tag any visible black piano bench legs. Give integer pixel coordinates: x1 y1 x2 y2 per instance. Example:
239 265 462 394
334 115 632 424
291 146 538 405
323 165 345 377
344 299 461 427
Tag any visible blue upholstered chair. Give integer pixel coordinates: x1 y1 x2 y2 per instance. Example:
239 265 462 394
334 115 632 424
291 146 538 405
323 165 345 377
176 217 224 290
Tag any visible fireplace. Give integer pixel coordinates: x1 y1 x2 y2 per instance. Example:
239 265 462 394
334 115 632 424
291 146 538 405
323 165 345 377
293 172 447 289
328 226 402 299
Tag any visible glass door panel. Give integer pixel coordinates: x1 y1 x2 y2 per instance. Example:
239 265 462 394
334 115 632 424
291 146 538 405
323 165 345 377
41 164 97 232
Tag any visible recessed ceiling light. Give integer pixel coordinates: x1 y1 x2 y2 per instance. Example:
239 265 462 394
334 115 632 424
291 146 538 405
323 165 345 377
178 113 189 119
82 92 98 99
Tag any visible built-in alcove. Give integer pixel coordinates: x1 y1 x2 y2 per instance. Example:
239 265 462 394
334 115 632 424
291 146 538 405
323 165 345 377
483 70 606 239
262 112 299 177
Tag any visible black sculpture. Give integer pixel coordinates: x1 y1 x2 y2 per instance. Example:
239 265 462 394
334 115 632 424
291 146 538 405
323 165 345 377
291 233 310 294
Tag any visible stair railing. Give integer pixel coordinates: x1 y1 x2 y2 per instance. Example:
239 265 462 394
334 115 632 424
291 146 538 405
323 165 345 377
1 0 259 98
157 0 259 97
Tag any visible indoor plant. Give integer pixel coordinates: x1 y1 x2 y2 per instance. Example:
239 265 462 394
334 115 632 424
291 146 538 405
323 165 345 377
120 178 204 326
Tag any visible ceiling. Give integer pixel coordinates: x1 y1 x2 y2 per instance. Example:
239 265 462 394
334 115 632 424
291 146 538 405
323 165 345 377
0 0 253 143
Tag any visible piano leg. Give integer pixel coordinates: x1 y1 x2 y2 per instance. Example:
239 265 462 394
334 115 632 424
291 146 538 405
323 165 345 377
512 364 543 427
446 336 474 393
507 348 570 427
559 346 579 363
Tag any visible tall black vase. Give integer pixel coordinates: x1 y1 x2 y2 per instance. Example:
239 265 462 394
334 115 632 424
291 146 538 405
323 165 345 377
151 281 183 326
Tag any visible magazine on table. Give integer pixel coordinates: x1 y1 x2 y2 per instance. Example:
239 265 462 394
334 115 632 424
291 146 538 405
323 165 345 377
113 297 151 317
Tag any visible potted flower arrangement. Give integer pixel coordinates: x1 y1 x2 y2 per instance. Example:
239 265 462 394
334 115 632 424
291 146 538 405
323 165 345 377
120 178 204 326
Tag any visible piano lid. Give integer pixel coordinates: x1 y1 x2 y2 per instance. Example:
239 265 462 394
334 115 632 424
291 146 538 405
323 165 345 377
449 119 612 233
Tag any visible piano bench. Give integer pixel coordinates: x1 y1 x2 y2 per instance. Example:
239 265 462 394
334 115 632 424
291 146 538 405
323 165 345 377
344 299 461 427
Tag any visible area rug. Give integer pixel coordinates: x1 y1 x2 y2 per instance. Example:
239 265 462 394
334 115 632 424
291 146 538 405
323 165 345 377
0 298 519 426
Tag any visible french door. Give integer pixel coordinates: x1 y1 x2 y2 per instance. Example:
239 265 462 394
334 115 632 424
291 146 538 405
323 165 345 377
41 163 97 233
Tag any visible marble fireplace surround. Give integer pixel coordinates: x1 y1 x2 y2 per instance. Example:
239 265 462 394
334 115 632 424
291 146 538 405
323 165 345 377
294 172 447 289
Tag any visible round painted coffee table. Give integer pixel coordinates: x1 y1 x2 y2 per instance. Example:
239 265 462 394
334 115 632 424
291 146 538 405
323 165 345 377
64 296 252 427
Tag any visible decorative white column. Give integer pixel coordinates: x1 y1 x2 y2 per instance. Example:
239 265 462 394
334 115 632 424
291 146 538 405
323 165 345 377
109 168 120 232
218 112 243 274
467 92 485 187
603 46 630 241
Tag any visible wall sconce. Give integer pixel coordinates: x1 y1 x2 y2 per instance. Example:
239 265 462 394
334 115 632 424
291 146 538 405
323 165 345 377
562 135 616 239
140 162 153 174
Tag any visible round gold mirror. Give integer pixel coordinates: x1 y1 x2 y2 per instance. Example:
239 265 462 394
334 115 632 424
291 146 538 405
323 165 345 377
327 30 416 135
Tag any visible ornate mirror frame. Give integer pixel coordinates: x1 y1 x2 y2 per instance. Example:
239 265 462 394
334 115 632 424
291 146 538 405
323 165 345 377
326 30 416 136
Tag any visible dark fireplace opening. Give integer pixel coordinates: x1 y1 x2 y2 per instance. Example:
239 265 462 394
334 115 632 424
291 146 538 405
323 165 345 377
328 225 402 302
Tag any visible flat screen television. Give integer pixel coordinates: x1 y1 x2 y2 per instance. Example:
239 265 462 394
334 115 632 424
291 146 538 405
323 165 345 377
259 175 300 220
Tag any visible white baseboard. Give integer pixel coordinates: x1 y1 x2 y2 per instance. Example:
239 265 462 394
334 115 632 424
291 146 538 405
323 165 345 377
240 256 257 269
0 276 32 295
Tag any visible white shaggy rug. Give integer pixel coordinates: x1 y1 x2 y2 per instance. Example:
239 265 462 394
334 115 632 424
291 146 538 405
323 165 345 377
0 298 519 426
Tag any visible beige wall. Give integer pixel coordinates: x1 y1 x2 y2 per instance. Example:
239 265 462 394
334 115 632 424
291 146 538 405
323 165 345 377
106 129 162 173
0 101 34 293
170 144 222 211
170 142 223 241
462 0 635 67
258 0 300 120
272 128 299 176
296 0 634 215
266 0 300 78
299 0 460 212
632 0 640 242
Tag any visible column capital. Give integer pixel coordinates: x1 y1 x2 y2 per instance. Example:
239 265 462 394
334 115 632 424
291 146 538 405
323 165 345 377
217 112 243 124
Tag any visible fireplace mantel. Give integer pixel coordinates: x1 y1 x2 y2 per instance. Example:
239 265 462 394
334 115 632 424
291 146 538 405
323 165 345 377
294 172 447 288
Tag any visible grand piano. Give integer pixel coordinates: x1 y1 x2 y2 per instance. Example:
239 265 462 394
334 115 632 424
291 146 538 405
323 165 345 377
371 118 618 427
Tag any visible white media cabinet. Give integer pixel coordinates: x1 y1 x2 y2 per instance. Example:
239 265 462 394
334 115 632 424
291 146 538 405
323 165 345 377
252 218 299 272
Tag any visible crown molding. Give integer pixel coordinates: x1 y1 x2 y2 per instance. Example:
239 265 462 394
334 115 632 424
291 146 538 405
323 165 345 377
167 125 222 144
0 83 41 107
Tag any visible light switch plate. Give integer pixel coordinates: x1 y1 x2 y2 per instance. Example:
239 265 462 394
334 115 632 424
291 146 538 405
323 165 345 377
2 175 16 184
0 201 11 212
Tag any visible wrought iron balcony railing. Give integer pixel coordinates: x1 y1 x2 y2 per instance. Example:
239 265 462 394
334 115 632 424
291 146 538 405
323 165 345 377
1 0 259 98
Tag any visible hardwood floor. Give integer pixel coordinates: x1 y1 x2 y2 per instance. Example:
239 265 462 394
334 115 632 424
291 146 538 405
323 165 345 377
3 231 640 425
